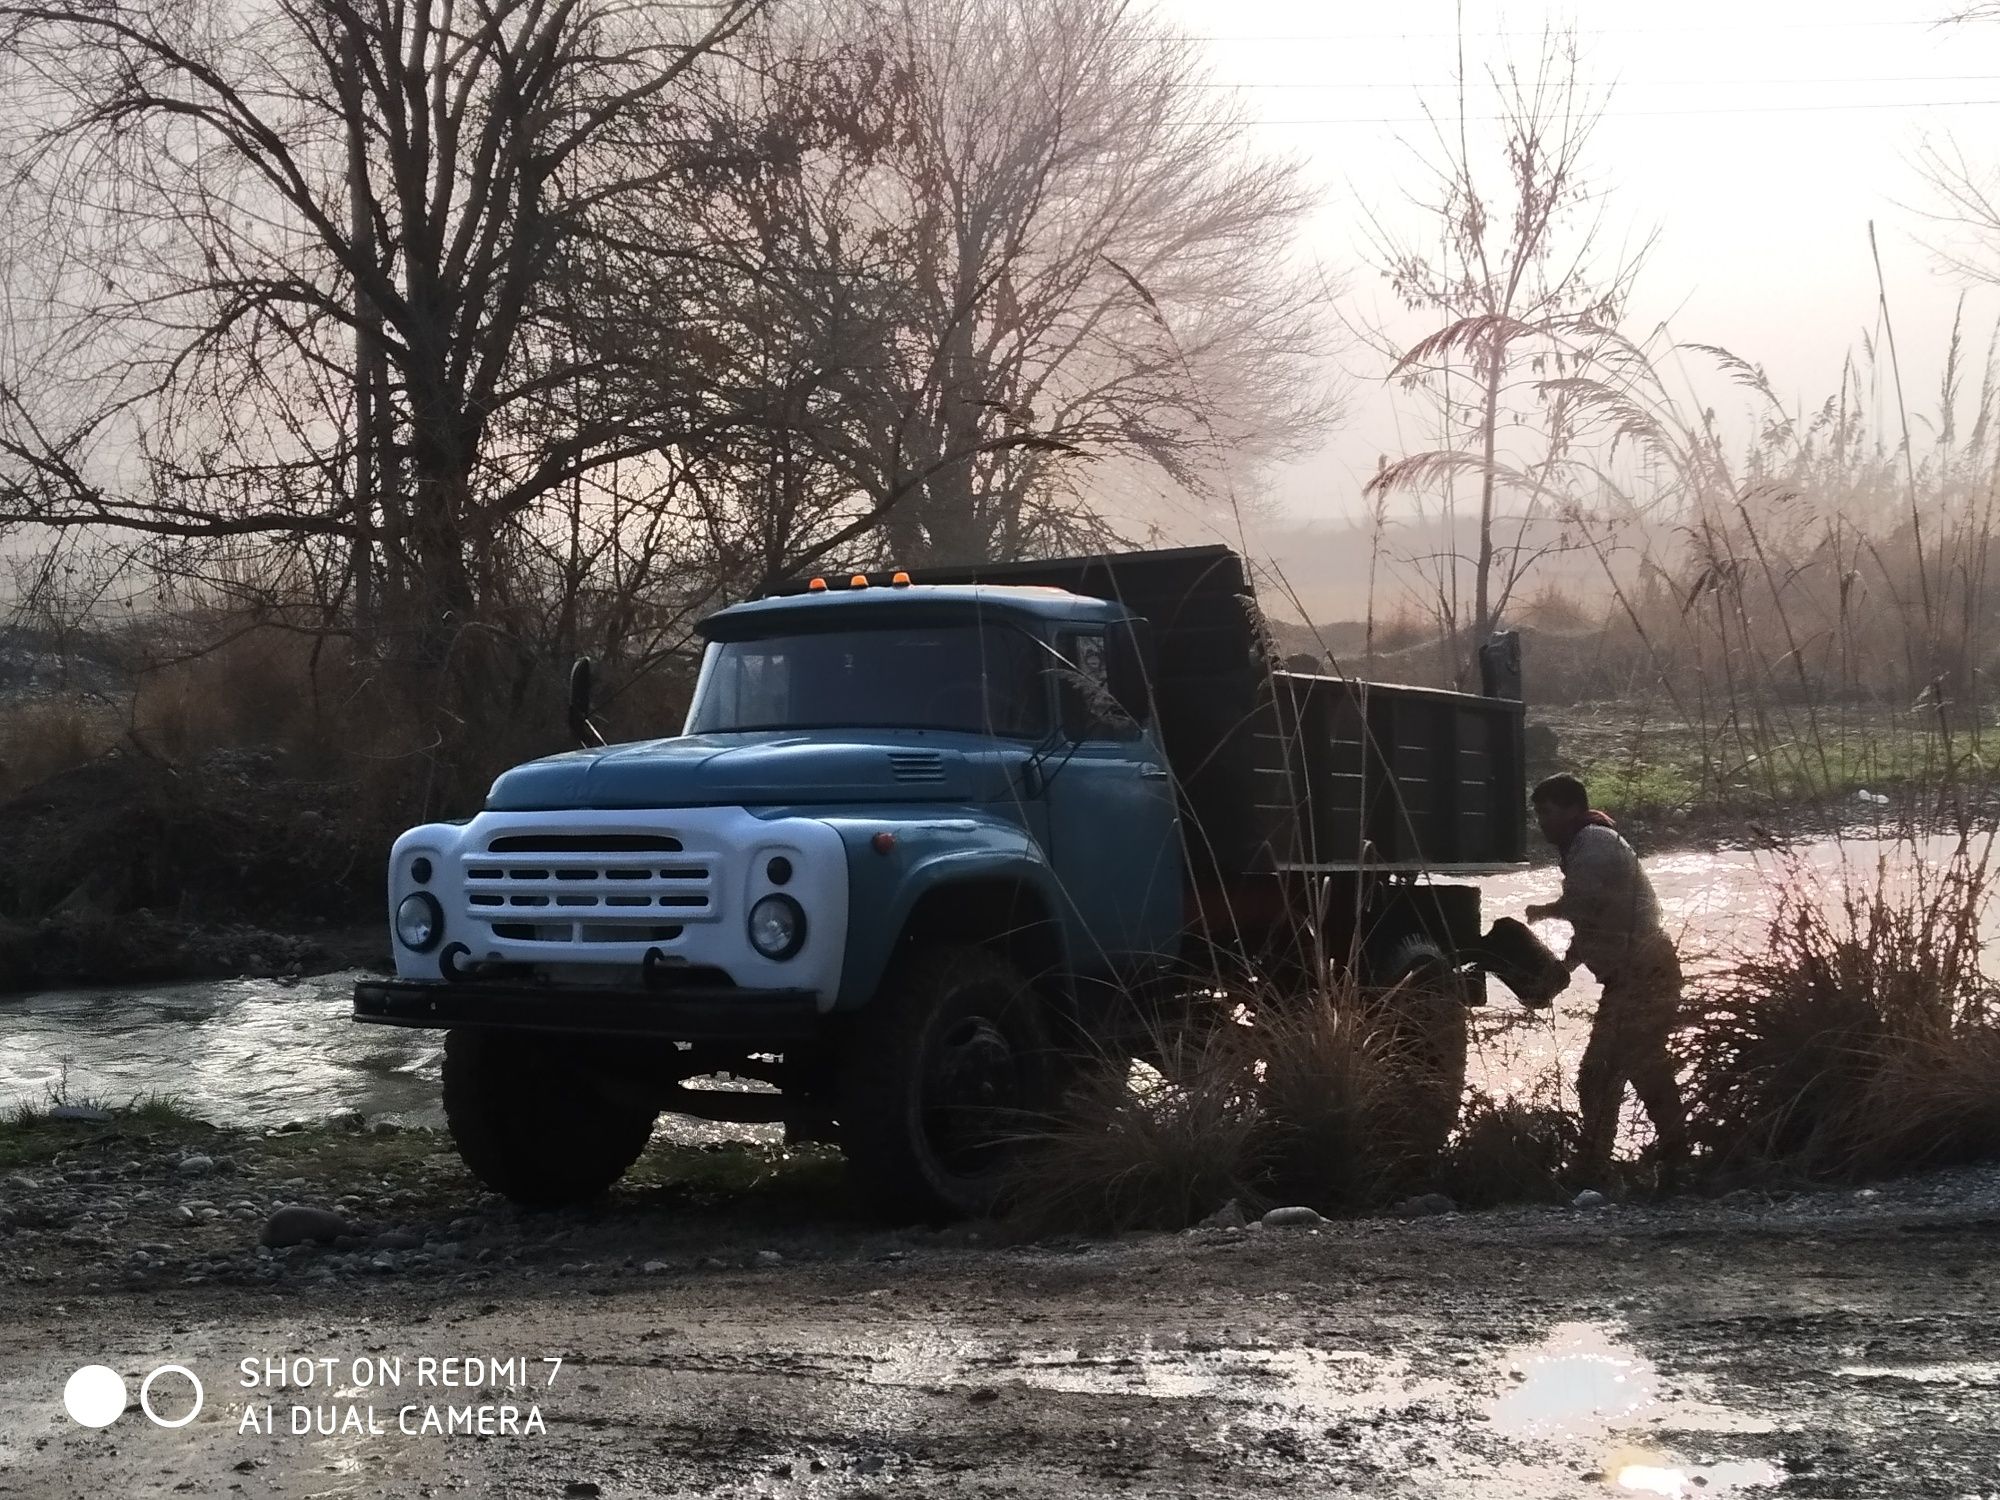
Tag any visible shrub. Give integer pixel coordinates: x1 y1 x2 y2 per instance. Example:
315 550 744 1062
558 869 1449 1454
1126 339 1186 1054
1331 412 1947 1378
1440 1090 1575 1207
1007 1018 1266 1234
0 695 119 798
1009 968 1479 1232
1684 836 2000 1179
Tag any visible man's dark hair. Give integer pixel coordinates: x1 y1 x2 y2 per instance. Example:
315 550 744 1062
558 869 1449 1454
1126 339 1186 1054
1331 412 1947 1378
1531 773 1589 810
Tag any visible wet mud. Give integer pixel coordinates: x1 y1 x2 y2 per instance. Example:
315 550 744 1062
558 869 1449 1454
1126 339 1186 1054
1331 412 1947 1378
1 1178 1994 1497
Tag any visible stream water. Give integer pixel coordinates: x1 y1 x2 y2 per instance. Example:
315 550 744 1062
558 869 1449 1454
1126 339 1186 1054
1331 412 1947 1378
1 829 1987 1136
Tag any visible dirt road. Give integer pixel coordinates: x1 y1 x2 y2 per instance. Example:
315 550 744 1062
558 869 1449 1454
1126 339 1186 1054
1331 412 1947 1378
2 1157 1996 1499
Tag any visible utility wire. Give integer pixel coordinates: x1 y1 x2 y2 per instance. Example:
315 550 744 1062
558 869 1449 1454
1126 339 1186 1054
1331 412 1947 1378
1251 97 2000 126
1172 75 2000 89
1156 20 1972 41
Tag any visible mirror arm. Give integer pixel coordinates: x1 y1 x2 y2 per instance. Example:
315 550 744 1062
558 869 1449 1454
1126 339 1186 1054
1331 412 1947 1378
568 657 606 749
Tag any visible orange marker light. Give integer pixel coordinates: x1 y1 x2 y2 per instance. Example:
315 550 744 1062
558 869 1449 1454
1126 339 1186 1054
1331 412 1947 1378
850 573 869 589
891 570 912 586
807 577 827 591
871 831 897 854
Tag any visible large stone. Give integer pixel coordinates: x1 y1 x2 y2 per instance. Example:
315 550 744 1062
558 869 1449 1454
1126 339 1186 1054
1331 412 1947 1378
260 1205 352 1248
1261 1206 1325 1229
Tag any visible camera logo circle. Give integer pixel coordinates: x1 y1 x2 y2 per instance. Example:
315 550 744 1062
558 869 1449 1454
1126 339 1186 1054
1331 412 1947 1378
140 1365 204 1428
63 1366 126 1428
64 1364 204 1428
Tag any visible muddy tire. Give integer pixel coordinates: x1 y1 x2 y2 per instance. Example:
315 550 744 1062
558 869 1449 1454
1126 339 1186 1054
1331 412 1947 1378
837 945 1053 1221
1364 936 1471 1166
442 1029 656 1207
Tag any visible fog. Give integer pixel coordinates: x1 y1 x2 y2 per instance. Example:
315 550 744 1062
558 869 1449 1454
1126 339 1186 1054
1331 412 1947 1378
1153 0 2000 593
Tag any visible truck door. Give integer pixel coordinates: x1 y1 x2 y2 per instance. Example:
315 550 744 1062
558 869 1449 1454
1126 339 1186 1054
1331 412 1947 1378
1043 627 1182 973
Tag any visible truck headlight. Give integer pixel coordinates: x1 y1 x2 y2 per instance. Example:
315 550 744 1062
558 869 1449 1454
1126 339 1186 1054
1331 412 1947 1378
747 894 806 960
396 892 443 951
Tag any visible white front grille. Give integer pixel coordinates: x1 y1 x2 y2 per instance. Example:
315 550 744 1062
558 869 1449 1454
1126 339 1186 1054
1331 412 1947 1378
460 832 717 945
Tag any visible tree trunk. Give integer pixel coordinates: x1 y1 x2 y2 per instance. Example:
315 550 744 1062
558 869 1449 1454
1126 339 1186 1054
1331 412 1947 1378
1472 344 1504 686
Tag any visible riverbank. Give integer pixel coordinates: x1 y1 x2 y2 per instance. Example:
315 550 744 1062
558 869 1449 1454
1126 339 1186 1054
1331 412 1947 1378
0 1107 1995 1496
0 748 388 994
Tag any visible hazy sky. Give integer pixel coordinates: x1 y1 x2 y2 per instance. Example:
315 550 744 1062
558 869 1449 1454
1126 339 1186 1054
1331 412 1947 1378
1149 0 2000 527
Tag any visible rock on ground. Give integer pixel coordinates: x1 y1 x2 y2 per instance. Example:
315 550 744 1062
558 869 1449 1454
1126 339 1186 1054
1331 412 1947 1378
260 1205 353 1248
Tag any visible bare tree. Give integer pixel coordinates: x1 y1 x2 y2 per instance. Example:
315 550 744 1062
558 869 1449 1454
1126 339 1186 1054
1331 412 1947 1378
606 0 1341 577
1359 24 1650 681
0 0 763 768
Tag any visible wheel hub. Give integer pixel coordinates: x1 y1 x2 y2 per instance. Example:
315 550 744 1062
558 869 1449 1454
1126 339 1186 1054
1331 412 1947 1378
923 1016 1023 1170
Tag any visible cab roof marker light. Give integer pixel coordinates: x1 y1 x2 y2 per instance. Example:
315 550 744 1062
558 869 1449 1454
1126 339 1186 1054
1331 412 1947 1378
850 573 869 589
807 576 828 592
891 570 912 586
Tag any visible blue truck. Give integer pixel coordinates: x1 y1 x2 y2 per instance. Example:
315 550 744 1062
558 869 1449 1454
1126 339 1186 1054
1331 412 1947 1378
353 545 1528 1216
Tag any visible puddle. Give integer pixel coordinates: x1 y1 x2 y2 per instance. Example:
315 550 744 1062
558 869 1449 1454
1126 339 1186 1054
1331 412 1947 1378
853 1321 1787 1497
1611 1457 1786 1496
1492 1323 1658 1436
971 1341 1455 1425
1836 1361 2000 1384
1492 1323 1777 1440
1487 1324 1783 1497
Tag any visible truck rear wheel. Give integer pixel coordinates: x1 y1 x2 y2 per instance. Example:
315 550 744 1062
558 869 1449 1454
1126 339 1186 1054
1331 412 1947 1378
1364 935 1471 1167
837 945 1052 1221
443 1029 657 1207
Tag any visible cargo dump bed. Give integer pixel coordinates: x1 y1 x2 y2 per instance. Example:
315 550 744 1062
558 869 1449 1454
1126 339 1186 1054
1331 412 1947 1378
820 545 1527 880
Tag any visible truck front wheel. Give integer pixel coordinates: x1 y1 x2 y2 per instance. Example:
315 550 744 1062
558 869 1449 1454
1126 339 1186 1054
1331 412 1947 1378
837 945 1052 1220
442 1029 657 1207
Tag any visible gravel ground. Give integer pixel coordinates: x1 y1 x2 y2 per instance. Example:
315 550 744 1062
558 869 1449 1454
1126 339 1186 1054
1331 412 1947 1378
1 1118 1997 1497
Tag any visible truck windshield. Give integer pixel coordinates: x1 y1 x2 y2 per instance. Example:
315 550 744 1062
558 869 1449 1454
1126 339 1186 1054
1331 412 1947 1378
686 623 1051 739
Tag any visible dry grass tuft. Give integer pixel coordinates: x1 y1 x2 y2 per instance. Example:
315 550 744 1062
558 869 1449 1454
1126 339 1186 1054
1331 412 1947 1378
1685 837 2000 1179
1008 1019 1266 1234
0 695 120 798
1249 983 1401 1209
1440 1089 1575 1207
1009 968 1479 1232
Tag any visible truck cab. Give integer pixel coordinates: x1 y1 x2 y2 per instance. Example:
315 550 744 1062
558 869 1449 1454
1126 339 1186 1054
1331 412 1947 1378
356 577 1184 1217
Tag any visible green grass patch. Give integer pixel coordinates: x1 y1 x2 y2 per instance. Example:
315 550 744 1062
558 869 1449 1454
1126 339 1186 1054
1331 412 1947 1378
0 1100 220 1172
1562 713 2000 820
1579 757 1702 817
0 1101 849 1218
252 1120 464 1182
623 1140 853 1220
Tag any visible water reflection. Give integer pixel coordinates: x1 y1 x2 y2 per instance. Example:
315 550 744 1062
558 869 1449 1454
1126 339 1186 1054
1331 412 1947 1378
1490 1323 1782 1497
0 972 442 1124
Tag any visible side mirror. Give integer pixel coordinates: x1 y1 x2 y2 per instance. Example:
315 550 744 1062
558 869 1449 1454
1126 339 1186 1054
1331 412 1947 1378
568 657 604 748
1106 622 1153 723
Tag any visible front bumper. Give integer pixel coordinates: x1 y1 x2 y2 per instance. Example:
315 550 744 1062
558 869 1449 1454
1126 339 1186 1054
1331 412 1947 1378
352 978 823 1044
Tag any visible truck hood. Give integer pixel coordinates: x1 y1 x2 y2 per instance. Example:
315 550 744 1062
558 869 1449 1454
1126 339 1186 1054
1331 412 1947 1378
485 730 1025 811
